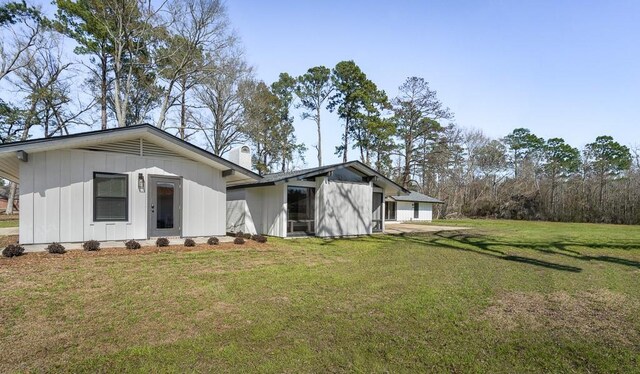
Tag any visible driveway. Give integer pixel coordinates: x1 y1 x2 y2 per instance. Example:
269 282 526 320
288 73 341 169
384 223 469 234
0 227 18 236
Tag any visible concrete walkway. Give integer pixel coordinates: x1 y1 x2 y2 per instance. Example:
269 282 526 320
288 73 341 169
21 236 234 253
0 227 18 236
385 223 469 234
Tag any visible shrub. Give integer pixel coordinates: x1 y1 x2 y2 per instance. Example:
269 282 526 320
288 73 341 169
83 240 100 251
46 243 66 254
252 234 267 243
125 240 141 250
184 238 196 247
156 237 170 247
2 244 25 258
243 232 252 239
236 231 244 238
207 237 219 245
234 237 245 245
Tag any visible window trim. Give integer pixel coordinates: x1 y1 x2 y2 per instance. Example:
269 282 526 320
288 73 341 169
93 172 129 222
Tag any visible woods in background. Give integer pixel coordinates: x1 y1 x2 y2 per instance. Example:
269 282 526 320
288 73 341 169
1 0 638 224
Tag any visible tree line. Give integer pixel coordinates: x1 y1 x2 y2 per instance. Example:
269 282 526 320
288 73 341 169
1 0 638 225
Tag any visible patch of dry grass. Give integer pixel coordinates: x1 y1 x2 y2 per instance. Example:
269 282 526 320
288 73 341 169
482 289 639 346
0 235 18 247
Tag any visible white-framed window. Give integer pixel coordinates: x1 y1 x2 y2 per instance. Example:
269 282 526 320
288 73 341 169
94 172 128 222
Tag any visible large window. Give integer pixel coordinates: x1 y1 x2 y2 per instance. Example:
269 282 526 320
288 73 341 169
287 187 315 234
413 202 420 219
94 172 128 221
385 202 396 221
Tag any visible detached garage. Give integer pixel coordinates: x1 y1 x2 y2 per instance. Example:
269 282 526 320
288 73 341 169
385 191 443 223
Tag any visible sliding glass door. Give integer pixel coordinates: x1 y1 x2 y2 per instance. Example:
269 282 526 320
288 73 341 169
287 187 315 235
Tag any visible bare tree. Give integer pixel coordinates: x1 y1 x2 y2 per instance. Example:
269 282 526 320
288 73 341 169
193 50 252 155
155 0 236 131
10 33 94 138
0 1 42 83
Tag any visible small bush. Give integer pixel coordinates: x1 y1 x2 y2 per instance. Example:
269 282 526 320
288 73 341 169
207 237 219 245
46 243 66 254
184 238 196 247
236 231 244 238
243 233 252 239
252 234 267 243
2 244 25 258
83 240 100 251
125 240 141 250
156 237 170 247
234 237 245 245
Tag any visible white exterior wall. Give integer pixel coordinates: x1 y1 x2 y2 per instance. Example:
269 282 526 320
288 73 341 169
316 180 372 237
394 201 433 222
227 180 375 238
19 149 226 244
226 185 286 237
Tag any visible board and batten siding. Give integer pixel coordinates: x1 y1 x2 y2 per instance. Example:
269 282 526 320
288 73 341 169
19 149 226 244
394 201 433 222
226 185 286 237
226 179 377 238
316 178 373 237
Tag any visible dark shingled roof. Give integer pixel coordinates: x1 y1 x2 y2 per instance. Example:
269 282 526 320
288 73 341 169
389 191 443 204
259 162 348 183
229 160 408 194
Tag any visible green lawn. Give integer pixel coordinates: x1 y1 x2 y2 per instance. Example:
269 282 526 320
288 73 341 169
0 219 18 228
1 220 639 372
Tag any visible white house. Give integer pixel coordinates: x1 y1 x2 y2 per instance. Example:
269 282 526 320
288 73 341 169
0 125 443 246
0 124 260 244
385 191 443 223
226 161 408 237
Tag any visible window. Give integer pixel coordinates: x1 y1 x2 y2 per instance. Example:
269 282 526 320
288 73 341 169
413 202 420 219
287 187 315 234
94 172 128 221
385 202 396 220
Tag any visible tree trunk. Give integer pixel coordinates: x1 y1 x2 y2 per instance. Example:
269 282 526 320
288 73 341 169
402 136 413 188
179 82 187 140
5 182 17 215
342 117 349 163
316 106 322 166
100 50 108 130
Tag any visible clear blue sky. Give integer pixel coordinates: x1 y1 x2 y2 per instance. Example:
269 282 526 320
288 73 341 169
226 0 640 166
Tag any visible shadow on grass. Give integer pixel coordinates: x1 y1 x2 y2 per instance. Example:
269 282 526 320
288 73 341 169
322 230 640 273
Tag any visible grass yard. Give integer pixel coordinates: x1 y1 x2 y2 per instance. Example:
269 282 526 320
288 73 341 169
1 220 639 372
0 219 18 228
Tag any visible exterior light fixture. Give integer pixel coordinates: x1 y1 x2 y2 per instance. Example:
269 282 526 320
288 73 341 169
138 173 145 192
16 150 28 162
